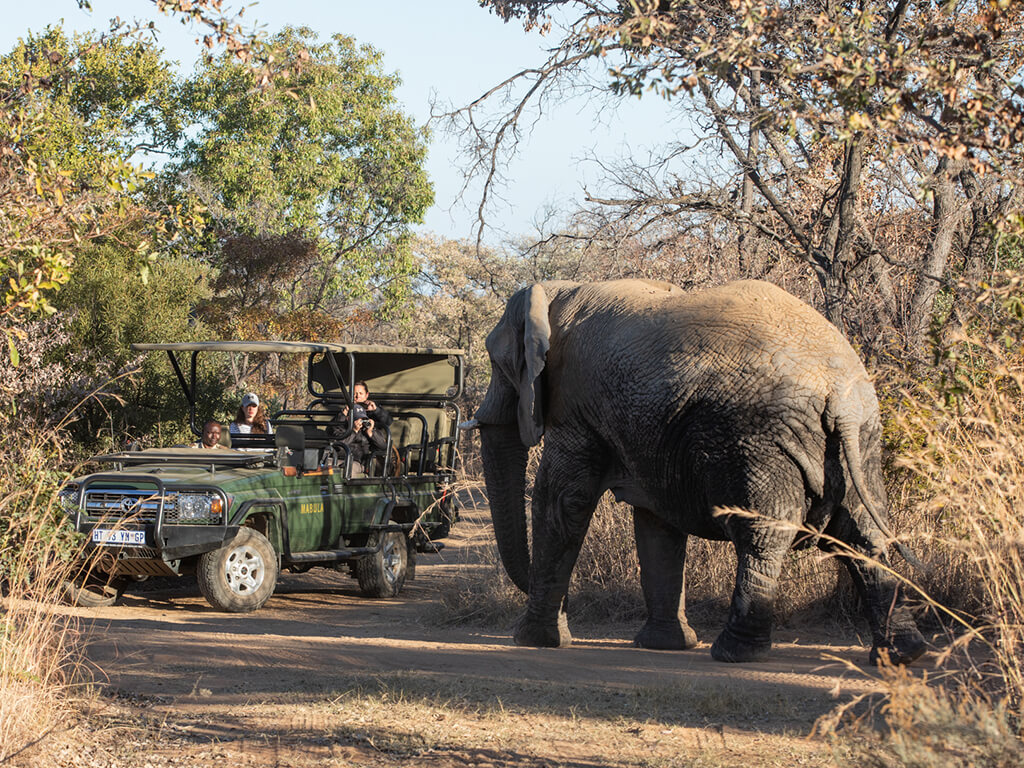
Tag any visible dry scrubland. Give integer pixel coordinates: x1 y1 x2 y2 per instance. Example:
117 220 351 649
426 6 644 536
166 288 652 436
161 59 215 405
4 289 1024 767
4 0 1024 764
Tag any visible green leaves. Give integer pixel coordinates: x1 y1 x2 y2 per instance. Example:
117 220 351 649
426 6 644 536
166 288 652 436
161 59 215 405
5 334 19 368
1 19 435 375
0 26 180 365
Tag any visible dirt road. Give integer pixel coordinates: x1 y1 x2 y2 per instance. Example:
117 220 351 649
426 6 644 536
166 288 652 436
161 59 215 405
63 510 913 767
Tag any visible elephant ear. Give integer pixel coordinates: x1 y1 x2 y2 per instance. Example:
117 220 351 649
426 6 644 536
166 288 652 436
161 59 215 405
518 284 551 446
476 284 551 446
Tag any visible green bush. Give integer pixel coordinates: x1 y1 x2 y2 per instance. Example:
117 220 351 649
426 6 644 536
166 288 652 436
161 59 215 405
53 242 220 448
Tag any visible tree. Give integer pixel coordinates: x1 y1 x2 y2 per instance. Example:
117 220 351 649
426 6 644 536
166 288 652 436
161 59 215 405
0 0 308 369
174 26 434 324
52 243 215 444
0 25 177 360
464 0 1024 356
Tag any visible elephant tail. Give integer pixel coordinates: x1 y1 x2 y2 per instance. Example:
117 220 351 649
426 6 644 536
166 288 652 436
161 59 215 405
834 408 928 574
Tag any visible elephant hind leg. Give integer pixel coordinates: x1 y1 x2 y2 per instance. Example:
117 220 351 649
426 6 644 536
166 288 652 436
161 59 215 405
709 460 803 663
824 509 926 665
633 506 698 650
710 538 791 663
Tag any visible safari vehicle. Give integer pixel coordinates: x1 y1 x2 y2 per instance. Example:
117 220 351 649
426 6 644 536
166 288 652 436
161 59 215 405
60 341 463 612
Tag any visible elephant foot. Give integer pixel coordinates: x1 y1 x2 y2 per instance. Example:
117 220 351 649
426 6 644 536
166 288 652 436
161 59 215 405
710 627 772 663
869 630 927 666
634 620 698 651
513 610 572 648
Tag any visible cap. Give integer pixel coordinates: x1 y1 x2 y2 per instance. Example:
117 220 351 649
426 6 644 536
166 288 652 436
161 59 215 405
241 392 259 408
351 404 368 420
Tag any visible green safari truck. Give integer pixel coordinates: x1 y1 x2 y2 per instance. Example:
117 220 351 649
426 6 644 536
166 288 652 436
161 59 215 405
60 341 464 612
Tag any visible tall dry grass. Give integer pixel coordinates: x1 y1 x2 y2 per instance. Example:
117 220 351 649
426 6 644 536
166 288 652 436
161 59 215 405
827 279 1024 763
0 429 89 765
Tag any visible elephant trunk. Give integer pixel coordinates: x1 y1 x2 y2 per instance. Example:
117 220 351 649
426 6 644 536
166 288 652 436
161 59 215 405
479 422 531 593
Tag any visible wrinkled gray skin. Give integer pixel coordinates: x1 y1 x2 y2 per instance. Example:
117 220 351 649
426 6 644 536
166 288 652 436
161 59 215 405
475 279 925 665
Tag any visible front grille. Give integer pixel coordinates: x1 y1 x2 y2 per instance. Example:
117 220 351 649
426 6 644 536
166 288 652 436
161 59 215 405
81 490 174 524
76 489 222 525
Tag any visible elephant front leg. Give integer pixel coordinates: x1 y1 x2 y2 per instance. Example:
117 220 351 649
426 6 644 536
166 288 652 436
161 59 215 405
514 594 571 648
633 507 698 650
514 448 603 648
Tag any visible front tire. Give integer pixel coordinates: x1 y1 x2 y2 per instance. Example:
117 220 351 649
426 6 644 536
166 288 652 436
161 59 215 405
64 571 129 608
197 527 278 613
354 531 408 597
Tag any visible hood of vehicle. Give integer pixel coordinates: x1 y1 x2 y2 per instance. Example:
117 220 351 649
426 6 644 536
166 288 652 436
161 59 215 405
70 463 284 494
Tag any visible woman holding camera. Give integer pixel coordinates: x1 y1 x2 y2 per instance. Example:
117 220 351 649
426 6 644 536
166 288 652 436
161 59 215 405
333 408 386 474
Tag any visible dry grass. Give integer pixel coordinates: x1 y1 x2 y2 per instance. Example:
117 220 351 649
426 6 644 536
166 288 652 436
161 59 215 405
301 670 830 765
0 431 91 765
58 668 836 768
826 667 1024 768
820 279 1024 763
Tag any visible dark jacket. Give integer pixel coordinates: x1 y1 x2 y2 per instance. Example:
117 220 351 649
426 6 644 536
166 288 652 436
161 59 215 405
340 423 387 468
363 401 391 427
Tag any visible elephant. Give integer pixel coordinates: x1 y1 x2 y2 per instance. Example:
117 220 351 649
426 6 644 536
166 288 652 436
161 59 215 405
468 278 926 665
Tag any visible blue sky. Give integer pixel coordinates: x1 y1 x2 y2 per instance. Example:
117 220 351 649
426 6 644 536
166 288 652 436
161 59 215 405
1 0 681 243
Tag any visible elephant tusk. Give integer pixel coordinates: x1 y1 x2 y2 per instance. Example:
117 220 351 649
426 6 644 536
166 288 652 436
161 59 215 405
458 418 480 431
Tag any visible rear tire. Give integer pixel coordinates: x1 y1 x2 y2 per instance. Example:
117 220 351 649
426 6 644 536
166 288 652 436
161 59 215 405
354 531 408 598
197 527 278 612
63 572 129 608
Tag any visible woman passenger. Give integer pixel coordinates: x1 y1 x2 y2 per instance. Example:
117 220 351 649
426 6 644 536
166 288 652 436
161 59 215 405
229 392 274 436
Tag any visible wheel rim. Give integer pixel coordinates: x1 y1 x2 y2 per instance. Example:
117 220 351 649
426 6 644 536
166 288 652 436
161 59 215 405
381 536 403 587
224 543 265 594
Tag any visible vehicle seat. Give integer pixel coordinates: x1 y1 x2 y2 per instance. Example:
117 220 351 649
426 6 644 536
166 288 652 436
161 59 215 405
217 424 232 448
425 409 453 471
391 412 426 473
390 408 453 473
275 425 319 471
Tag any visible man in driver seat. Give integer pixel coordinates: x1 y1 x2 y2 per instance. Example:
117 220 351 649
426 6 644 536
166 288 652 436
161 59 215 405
195 420 225 449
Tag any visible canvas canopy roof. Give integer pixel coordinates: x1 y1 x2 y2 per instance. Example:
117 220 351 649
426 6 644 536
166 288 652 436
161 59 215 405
133 341 466 437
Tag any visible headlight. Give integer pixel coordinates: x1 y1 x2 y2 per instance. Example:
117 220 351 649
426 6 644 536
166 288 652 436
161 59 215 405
57 486 79 516
176 494 223 523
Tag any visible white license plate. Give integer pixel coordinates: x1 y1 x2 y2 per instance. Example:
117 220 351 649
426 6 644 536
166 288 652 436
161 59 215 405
91 528 146 546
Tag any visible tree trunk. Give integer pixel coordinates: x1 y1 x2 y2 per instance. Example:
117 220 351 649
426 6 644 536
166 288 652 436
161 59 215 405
907 158 966 354
816 139 864 332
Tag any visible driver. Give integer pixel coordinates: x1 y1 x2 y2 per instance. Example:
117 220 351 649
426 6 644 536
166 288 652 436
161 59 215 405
195 420 225 449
